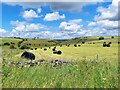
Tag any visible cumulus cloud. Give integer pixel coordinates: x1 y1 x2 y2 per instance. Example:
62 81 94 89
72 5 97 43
0 28 9 37
22 9 39 19
44 12 65 21
88 0 119 32
59 20 83 32
94 0 120 21
84 28 118 36
88 22 96 27
37 8 41 13
10 20 48 32
88 20 119 29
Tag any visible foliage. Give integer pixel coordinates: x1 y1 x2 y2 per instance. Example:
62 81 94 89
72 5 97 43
111 36 114 39
19 45 30 49
99 37 104 40
10 45 16 49
4 42 10 46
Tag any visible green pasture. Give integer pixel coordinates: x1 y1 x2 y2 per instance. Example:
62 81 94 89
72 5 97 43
1 36 119 88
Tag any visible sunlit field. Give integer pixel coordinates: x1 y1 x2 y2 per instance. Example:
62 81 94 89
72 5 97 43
1 36 119 88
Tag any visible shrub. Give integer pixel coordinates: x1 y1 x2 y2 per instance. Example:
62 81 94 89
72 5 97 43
111 36 114 39
99 36 104 40
18 44 21 47
4 42 10 46
19 45 30 49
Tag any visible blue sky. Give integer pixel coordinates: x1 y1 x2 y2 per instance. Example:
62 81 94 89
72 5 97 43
0 1 119 39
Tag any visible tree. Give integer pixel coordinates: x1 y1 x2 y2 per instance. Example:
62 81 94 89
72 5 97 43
99 36 104 40
111 36 114 39
19 45 30 49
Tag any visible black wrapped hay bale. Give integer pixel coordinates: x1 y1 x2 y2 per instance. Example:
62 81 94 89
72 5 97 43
106 44 110 47
74 44 77 47
44 48 47 51
52 47 56 51
108 42 112 44
52 48 55 51
21 51 35 60
103 42 106 47
57 50 62 55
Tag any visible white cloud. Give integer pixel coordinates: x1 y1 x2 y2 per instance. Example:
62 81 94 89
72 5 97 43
37 8 41 13
10 20 48 32
0 28 7 33
88 22 96 27
59 21 83 32
88 20 119 29
69 19 82 24
88 0 119 33
84 28 118 36
94 0 120 21
44 12 65 21
0 28 9 37
22 9 39 19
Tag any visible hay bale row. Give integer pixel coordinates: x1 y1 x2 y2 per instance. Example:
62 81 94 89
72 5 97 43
53 50 62 55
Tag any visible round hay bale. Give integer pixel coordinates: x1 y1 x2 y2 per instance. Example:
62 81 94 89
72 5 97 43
57 51 62 55
52 48 56 51
103 42 106 47
21 51 35 60
74 44 77 47
106 44 110 47
108 42 112 44
44 48 47 51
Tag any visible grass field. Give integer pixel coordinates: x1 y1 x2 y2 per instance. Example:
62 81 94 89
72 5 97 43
1 36 119 88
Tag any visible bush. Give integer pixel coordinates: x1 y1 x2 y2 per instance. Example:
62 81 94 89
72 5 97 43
19 45 30 49
18 44 21 47
10 45 16 49
111 36 114 39
4 42 10 46
99 36 104 40
82 41 85 44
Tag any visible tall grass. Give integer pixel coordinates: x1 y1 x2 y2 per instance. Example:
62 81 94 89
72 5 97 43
2 59 118 88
